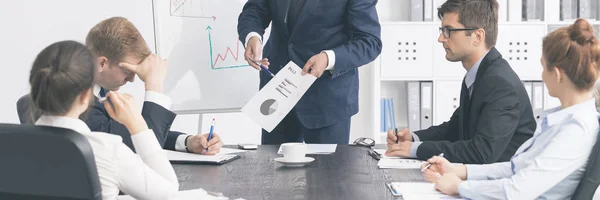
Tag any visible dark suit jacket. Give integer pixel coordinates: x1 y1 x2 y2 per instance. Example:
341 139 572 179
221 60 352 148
238 0 382 129
414 47 536 164
87 98 183 152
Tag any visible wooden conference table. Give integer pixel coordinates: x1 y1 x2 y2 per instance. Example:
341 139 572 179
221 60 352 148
173 145 425 200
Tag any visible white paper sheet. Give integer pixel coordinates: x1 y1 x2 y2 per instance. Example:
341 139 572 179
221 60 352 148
165 150 238 162
378 158 425 169
388 182 466 200
116 188 233 200
277 144 337 154
241 61 317 132
374 149 409 159
217 148 248 155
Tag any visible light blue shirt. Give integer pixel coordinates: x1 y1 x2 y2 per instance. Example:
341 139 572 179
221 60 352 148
458 98 600 200
410 51 489 157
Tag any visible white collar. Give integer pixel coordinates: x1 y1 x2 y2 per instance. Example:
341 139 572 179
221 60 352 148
35 115 91 134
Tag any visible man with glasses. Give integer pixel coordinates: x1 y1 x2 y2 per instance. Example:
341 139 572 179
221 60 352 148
386 0 536 164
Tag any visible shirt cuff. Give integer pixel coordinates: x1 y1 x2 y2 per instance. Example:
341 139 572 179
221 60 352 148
409 141 422 158
412 133 420 142
244 32 262 49
145 91 172 109
130 129 163 157
175 135 189 152
465 164 487 180
458 181 473 198
322 50 336 71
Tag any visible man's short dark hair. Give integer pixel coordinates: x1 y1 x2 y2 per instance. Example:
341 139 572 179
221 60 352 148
438 0 499 48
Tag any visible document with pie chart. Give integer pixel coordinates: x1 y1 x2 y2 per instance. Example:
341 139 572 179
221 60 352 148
242 61 317 132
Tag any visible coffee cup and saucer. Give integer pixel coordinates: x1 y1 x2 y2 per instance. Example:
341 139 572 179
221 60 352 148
274 143 315 167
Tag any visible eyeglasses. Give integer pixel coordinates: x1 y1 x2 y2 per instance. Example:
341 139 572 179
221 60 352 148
439 26 479 38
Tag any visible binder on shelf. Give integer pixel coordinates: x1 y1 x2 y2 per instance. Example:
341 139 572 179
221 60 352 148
420 82 433 129
523 81 533 106
560 0 578 21
580 0 594 20
411 0 425 21
424 0 433 21
498 0 508 22
380 98 397 132
508 0 523 21
389 98 397 130
407 82 421 132
532 82 544 122
380 98 385 132
524 0 544 21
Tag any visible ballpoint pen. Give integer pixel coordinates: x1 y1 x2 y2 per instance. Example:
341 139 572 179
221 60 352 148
421 153 444 172
207 118 215 152
394 128 399 144
252 60 275 77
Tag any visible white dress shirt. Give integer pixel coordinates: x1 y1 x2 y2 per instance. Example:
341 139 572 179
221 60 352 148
94 85 190 152
457 98 600 199
35 115 179 200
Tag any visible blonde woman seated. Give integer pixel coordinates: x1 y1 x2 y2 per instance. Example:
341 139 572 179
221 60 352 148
29 40 178 199
421 19 600 199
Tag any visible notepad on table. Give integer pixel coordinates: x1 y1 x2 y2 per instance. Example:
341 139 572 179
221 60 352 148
386 182 466 199
378 158 425 169
277 144 337 154
165 150 240 165
117 188 234 200
373 149 409 159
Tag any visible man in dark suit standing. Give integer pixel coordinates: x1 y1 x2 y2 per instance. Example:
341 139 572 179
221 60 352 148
85 17 223 154
238 0 382 144
386 0 536 164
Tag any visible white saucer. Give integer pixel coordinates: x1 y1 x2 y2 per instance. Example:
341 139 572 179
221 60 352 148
274 157 315 167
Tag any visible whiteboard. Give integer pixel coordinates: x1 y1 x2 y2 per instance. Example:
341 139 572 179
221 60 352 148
153 0 262 113
0 0 154 123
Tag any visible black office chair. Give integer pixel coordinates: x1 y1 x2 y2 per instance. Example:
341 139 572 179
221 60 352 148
0 123 102 200
16 94 38 124
572 119 600 200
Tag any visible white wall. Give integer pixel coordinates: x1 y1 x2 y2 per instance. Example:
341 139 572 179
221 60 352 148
0 0 154 123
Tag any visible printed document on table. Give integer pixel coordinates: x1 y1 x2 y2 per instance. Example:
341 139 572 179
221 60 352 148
242 61 317 132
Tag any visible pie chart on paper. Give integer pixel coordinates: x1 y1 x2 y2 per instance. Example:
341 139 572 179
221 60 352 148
260 99 278 116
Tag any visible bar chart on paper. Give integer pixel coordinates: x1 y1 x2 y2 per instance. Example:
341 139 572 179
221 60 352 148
153 0 262 112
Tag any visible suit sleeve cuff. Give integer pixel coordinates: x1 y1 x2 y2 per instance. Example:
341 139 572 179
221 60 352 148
412 133 420 142
145 91 172 109
245 32 262 48
465 164 487 180
175 135 189 152
410 141 422 158
322 50 336 71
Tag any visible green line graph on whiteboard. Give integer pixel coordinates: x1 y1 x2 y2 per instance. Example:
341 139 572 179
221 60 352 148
206 26 250 70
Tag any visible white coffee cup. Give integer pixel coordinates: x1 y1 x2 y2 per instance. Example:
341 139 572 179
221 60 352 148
281 143 306 161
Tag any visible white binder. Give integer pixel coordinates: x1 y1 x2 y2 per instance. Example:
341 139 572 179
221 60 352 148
411 0 425 21
407 82 421 132
420 82 433 129
532 82 544 122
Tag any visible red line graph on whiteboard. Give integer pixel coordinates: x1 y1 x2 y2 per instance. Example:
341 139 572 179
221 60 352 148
212 40 243 67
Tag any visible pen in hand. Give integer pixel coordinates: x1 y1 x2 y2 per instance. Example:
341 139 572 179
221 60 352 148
207 118 215 152
421 153 444 172
252 59 275 77
394 128 399 144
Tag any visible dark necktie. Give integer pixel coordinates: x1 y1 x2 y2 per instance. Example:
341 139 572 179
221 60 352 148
99 87 107 98
287 0 306 32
